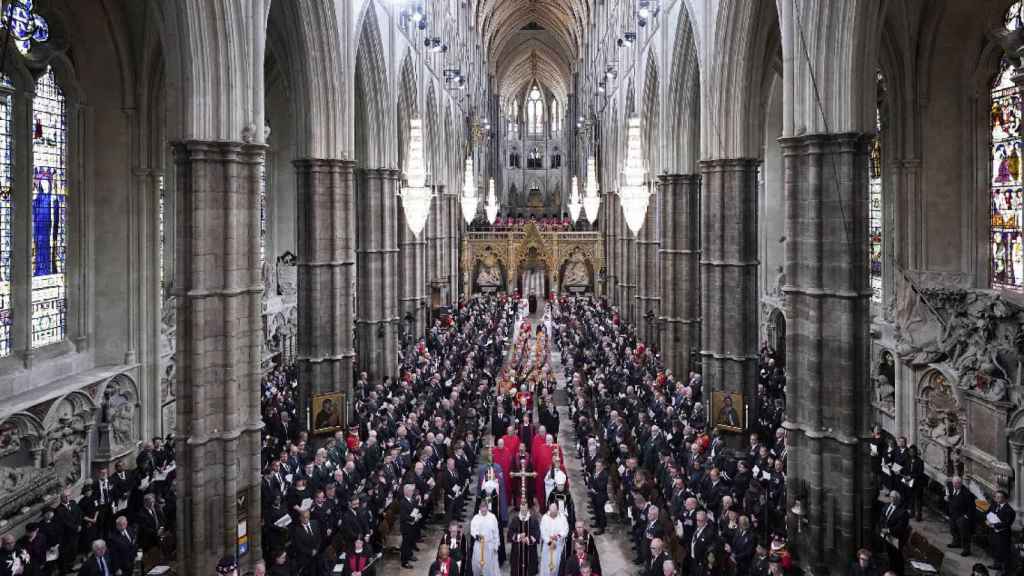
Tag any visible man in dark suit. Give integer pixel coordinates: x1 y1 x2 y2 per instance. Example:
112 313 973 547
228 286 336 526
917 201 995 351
76 539 114 576
588 460 608 534
946 476 975 556
644 538 669 576
689 511 716 576
492 406 512 441
108 515 138 576
727 516 755 576
400 484 420 568
56 488 84 573
879 491 911 576
849 549 879 576
17 522 48 573
289 509 322 576
136 493 165 571
987 490 1016 572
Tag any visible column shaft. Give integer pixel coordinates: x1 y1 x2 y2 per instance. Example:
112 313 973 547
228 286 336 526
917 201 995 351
398 198 428 335
295 159 355 420
605 191 618 304
356 168 399 382
637 187 660 343
699 159 759 417
172 141 264 574
780 134 872 570
659 174 700 375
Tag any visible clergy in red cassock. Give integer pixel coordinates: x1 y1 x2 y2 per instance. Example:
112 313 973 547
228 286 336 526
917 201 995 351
501 429 522 469
493 438 514 489
531 434 564 508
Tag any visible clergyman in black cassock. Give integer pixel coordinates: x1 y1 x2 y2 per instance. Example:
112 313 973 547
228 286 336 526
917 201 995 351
562 523 601 576
439 522 473 576
508 501 541 576
546 483 576 530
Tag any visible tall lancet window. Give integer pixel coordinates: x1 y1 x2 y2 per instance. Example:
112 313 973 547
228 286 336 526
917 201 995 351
869 71 885 303
991 51 1024 289
528 85 544 137
551 99 561 136
0 75 12 357
508 98 520 141
31 66 67 348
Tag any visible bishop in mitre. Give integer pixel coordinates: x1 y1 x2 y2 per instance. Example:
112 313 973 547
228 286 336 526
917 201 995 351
540 501 569 576
471 498 501 576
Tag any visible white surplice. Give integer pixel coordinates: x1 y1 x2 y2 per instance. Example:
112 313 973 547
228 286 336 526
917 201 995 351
539 512 569 576
470 510 501 576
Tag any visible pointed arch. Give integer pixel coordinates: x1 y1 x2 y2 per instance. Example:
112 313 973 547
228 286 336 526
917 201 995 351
641 49 660 176
354 5 391 168
666 3 701 174
266 0 345 159
397 51 419 173
704 0 780 159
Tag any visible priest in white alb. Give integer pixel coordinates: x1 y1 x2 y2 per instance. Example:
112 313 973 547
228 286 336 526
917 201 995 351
539 501 569 576
470 498 501 576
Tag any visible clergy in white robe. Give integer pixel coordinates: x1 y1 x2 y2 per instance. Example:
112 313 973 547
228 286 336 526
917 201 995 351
471 500 501 576
539 502 569 576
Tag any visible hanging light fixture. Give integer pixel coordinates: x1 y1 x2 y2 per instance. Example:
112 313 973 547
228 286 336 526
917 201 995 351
400 117 434 238
485 178 500 224
568 177 582 223
619 116 649 234
460 156 478 224
583 156 601 225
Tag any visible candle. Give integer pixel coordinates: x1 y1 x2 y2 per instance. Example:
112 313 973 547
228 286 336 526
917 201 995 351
745 403 749 430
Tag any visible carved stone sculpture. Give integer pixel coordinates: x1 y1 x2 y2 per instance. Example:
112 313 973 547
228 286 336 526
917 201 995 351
895 279 1022 403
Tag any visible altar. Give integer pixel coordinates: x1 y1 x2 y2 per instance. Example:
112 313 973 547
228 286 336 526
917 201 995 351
461 222 603 298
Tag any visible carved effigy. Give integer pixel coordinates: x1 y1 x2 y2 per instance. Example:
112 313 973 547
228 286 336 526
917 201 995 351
476 253 503 287
277 251 298 296
896 278 1022 403
873 351 896 414
561 251 590 287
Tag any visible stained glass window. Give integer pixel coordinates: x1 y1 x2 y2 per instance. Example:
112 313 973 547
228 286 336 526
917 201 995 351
528 86 544 137
869 71 885 303
551 99 561 135
0 84 12 357
31 66 66 348
2 0 49 55
991 57 1024 289
259 153 266 271
508 98 520 141
159 175 166 302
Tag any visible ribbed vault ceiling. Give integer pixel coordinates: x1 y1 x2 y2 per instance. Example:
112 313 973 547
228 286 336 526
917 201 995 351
473 0 590 99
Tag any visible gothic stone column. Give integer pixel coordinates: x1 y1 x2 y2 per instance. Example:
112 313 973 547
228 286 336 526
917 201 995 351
659 174 700 376
780 134 871 571
356 168 399 383
604 191 619 305
172 141 264 574
700 159 759 420
447 192 461 303
295 159 355 422
398 198 427 336
637 185 660 344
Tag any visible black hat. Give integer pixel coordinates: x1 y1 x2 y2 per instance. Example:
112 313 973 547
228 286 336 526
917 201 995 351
216 555 238 574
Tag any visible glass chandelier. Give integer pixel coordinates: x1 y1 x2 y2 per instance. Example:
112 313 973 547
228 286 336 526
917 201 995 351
583 156 601 225
400 117 433 238
568 177 582 223
485 178 500 224
619 116 649 234
460 156 478 224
